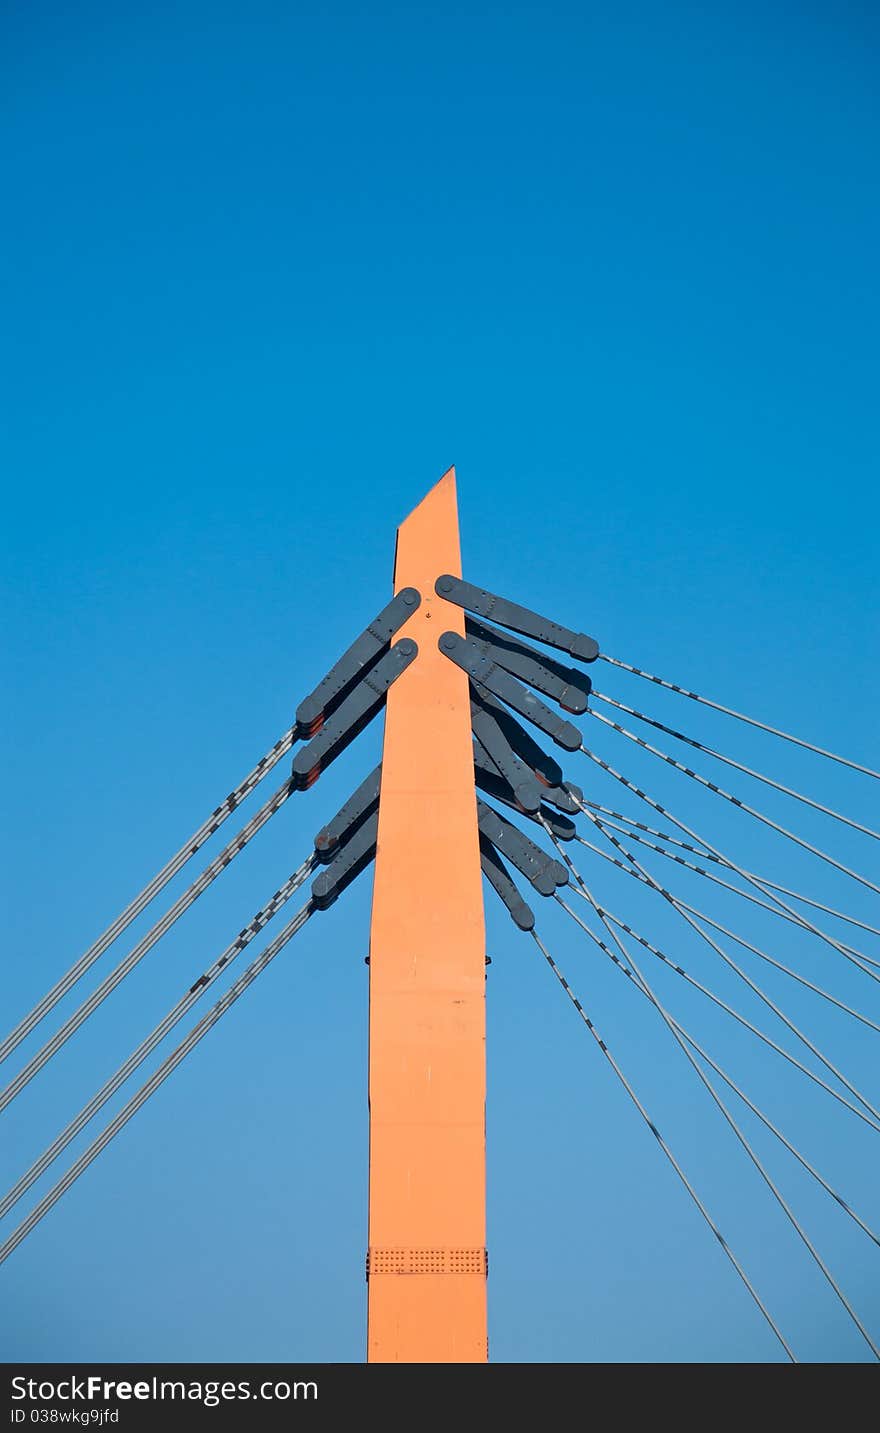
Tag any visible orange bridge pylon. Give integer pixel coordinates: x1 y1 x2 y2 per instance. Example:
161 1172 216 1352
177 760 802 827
367 469 489 1363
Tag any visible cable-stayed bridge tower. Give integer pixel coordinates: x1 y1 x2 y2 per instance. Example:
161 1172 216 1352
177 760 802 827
3 467 880 1363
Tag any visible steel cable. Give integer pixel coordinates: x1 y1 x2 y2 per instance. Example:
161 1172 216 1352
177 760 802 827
588 707 880 900
578 741 880 985
582 820 880 971
597 654 880 781
0 902 315 1268
0 854 317 1222
0 726 298 1065
567 805 880 1125
554 869 878 1361
577 803 880 943
530 925 795 1362
555 894 880 1341
0 776 297 1113
552 890 880 1136
592 691 880 844
573 827 880 1032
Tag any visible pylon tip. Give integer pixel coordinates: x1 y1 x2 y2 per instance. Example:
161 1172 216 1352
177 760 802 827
394 467 462 587
395 467 455 529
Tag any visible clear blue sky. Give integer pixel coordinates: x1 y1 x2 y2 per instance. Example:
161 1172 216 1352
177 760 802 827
2 1 879 1363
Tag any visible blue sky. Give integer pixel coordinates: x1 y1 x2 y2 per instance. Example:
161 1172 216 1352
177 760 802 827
2 1 879 1362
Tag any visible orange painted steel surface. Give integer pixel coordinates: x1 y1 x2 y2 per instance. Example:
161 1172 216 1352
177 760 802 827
367 468 488 1363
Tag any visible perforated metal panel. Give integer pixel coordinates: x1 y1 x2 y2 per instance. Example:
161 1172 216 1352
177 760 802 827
367 1247 488 1278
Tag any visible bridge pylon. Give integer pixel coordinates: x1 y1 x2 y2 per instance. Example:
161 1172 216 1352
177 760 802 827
367 468 489 1363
